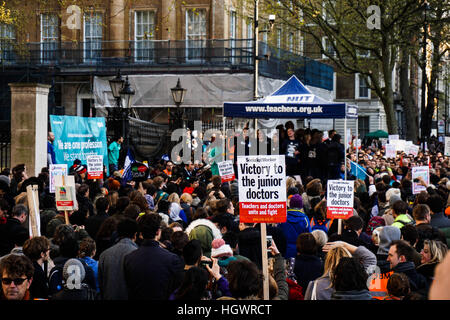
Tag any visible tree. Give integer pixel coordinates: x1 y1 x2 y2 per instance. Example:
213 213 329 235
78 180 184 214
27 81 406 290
419 0 450 142
245 0 430 135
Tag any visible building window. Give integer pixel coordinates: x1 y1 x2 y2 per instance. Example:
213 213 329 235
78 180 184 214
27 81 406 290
298 33 304 56
322 36 335 59
0 24 15 62
230 10 236 63
41 14 59 62
322 0 336 24
135 11 155 62
288 32 294 52
358 116 370 139
246 18 253 65
186 9 206 61
276 28 282 57
83 13 102 62
356 74 370 99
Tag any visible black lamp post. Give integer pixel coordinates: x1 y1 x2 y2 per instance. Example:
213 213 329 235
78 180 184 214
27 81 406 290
420 2 431 148
170 78 187 130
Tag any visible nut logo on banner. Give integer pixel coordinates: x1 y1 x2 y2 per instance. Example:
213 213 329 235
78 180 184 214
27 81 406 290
326 180 354 220
237 155 287 223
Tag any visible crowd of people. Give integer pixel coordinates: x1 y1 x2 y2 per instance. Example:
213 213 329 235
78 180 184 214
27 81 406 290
1 123 450 301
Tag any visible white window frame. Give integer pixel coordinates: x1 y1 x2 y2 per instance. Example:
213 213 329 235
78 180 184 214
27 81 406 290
246 18 253 64
298 32 304 56
230 9 237 63
288 32 294 52
83 12 102 63
0 24 15 62
322 36 336 59
322 0 336 24
40 13 59 63
355 74 371 99
134 10 156 62
185 8 207 62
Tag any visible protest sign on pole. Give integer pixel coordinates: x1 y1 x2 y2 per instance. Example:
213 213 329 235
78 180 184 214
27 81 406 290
385 144 396 159
412 166 429 194
327 180 354 221
218 160 235 183
87 155 104 179
55 175 78 224
26 185 40 238
49 164 68 194
237 155 287 223
445 137 450 156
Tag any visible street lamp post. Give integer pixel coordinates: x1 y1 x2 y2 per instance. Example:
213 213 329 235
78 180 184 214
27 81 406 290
119 76 135 148
420 2 430 148
171 78 187 130
108 69 125 139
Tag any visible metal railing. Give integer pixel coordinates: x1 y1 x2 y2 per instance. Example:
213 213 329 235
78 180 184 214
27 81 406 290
0 39 334 90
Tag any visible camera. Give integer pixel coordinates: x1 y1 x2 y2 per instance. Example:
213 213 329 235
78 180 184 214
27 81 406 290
266 235 273 251
200 260 213 268
413 178 419 183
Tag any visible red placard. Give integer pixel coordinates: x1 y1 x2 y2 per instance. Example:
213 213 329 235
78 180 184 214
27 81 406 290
239 202 287 223
326 206 353 220
221 173 235 183
88 171 103 180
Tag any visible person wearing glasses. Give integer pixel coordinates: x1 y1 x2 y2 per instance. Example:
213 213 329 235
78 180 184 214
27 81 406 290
23 236 51 299
0 254 34 300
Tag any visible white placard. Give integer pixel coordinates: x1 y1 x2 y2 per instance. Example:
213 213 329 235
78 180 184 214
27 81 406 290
237 155 287 223
445 137 450 156
412 166 429 194
389 134 399 142
54 175 78 211
217 160 235 182
385 144 396 159
326 180 354 219
391 139 406 152
49 164 68 194
407 145 419 157
87 155 104 179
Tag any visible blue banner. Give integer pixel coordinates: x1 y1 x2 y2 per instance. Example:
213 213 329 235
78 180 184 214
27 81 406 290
50 115 109 175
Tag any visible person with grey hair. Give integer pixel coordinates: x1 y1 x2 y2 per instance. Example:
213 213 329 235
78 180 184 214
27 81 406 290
312 229 328 261
0 204 29 256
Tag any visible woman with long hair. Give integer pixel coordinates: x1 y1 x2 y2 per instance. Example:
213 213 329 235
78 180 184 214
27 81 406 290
416 239 448 284
304 240 376 300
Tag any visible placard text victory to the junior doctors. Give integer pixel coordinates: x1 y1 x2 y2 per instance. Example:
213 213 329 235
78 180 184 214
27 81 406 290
237 155 287 223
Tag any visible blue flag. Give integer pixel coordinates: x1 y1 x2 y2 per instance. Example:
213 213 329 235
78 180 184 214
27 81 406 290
121 148 135 185
350 161 367 181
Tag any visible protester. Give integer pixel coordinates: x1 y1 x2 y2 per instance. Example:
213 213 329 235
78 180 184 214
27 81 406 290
0 254 34 300
22 236 51 299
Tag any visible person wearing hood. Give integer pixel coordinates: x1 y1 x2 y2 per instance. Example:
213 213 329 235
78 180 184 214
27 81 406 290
277 194 311 259
185 217 222 258
376 226 401 273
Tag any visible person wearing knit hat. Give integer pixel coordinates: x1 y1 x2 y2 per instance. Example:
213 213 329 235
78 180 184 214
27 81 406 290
366 216 385 237
211 238 236 268
277 193 311 259
382 194 402 226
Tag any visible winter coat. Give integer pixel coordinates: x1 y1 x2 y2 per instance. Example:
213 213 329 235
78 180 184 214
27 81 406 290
293 254 323 296
238 227 262 269
98 238 138 300
277 208 311 259
0 218 27 256
331 289 373 300
393 261 428 294
430 212 450 229
123 239 184 300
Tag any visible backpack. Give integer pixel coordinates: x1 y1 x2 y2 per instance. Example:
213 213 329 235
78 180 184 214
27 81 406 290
48 258 96 296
